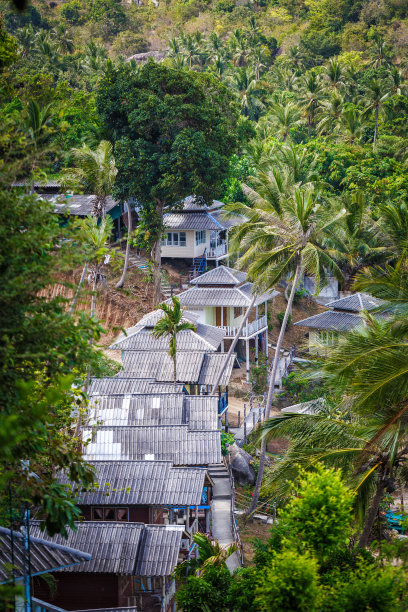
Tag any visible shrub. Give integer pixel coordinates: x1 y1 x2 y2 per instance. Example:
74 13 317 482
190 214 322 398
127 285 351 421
110 31 150 57
256 549 320 611
60 0 83 25
215 0 235 12
276 311 292 329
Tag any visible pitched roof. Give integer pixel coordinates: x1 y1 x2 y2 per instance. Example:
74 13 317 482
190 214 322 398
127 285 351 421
82 426 221 465
281 398 325 414
38 194 119 216
88 378 184 396
110 328 220 352
177 285 278 308
121 351 205 383
198 353 236 386
177 196 223 212
190 265 247 286
88 394 218 430
326 292 384 312
30 522 183 576
164 212 222 231
294 311 363 331
59 461 207 506
0 526 90 583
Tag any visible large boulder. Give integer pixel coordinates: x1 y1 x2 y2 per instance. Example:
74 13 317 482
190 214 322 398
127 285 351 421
229 443 256 486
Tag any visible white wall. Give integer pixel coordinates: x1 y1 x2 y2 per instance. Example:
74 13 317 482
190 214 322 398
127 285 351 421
161 230 195 259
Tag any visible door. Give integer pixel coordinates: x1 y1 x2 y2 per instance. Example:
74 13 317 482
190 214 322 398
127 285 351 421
216 307 228 327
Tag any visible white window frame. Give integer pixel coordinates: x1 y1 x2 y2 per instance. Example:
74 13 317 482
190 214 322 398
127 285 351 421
162 232 186 247
195 230 206 245
317 330 338 346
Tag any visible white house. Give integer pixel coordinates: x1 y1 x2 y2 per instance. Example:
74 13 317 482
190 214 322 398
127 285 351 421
174 266 279 380
161 197 241 266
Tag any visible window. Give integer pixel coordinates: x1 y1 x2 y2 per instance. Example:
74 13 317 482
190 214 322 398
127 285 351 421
195 230 206 245
161 232 186 247
317 331 338 346
233 307 243 319
92 507 129 521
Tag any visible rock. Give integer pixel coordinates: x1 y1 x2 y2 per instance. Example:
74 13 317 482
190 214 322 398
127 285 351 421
229 443 256 486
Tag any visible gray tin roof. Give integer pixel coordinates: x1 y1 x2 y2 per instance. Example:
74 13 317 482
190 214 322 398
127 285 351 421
198 353 236 386
110 328 219 352
121 351 205 383
164 212 222 231
38 194 119 216
294 311 363 331
60 460 207 506
190 265 248 286
177 284 278 308
326 292 384 312
88 378 184 396
0 526 90 582
30 522 183 577
82 426 221 465
88 394 218 430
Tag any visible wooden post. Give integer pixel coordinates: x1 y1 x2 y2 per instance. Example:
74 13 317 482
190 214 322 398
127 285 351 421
238 410 241 428
252 412 256 429
221 306 225 352
225 410 229 432
244 403 247 421
246 339 250 383
244 419 247 443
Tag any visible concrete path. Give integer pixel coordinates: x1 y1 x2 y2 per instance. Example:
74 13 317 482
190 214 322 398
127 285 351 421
209 465 241 572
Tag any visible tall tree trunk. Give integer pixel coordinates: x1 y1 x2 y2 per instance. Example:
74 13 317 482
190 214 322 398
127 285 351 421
174 353 177 391
358 471 385 548
69 263 88 315
374 106 379 144
90 273 97 318
152 201 164 307
116 201 132 289
245 258 302 518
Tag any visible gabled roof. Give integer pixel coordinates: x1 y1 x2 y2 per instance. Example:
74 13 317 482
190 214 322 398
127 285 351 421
190 265 247 286
0 526 91 583
61 460 207 506
30 522 183 577
198 353 236 386
82 426 221 465
88 378 185 396
176 196 223 212
38 194 119 216
281 398 325 414
326 292 384 312
88 394 218 430
122 351 205 383
294 311 363 331
164 212 222 231
110 327 223 352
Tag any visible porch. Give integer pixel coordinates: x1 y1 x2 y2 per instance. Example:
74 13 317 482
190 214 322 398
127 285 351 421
220 314 268 339
207 241 228 261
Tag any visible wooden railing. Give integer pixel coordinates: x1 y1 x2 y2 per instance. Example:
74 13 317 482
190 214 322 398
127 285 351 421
207 242 228 258
32 598 68 612
220 314 267 338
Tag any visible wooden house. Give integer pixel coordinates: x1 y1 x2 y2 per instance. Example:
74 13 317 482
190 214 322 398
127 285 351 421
31 522 184 611
175 266 279 380
294 292 384 353
161 197 241 266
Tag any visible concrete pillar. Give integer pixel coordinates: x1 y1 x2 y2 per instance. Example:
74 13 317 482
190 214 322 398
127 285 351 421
221 306 225 352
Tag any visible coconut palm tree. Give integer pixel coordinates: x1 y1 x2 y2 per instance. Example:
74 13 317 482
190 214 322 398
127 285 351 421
298 71 324 136
363 78 390 144
226 178 345 517
340 107 365 144
174 532 237 579
317 91 344 139
152 296 197 389
266 98 302 142
227 68 264 120
23 99 53 152
325 190 390 290
66 141 117 217
324 57 345 91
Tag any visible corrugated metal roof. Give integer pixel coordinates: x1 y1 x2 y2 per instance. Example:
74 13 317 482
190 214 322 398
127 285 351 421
38 194 119 216
88 394 218 430
110 329 218 352
281 398 325 414
198 354 236 386
88 378 184 396
135 525 183 577
82 426 221 465
174 196 223 212
190 265 247 286
294 311 363 331
164 212 222 231
30 522 183 576
0 526 90 582
238 282 280 306
326 292 384 312
210 209 243 230
121 351 205 383
59 461 207 506
13 179 61 188
178 287 253 307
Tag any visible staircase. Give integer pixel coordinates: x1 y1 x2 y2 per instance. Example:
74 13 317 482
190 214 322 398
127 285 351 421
189 249 207 280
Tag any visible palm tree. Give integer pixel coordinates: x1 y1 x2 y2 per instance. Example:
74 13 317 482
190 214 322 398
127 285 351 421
363 78 390 144
317 91 344 139
23 99 53 151
226 179 345 516
298 71 324 136
77 215 116 317
248 45 267 81
340 107 364 144
174 532 237 579
227 68 264 120
65 141 117 217
324 57 345 91
369 35 392 69
388 66 406 96
266 98 302 141
152 296 197 388
325 190 390 290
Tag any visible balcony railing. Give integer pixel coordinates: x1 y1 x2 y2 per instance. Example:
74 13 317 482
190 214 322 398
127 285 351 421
207 242 228 258
32 598 68 612
220 315 267 338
